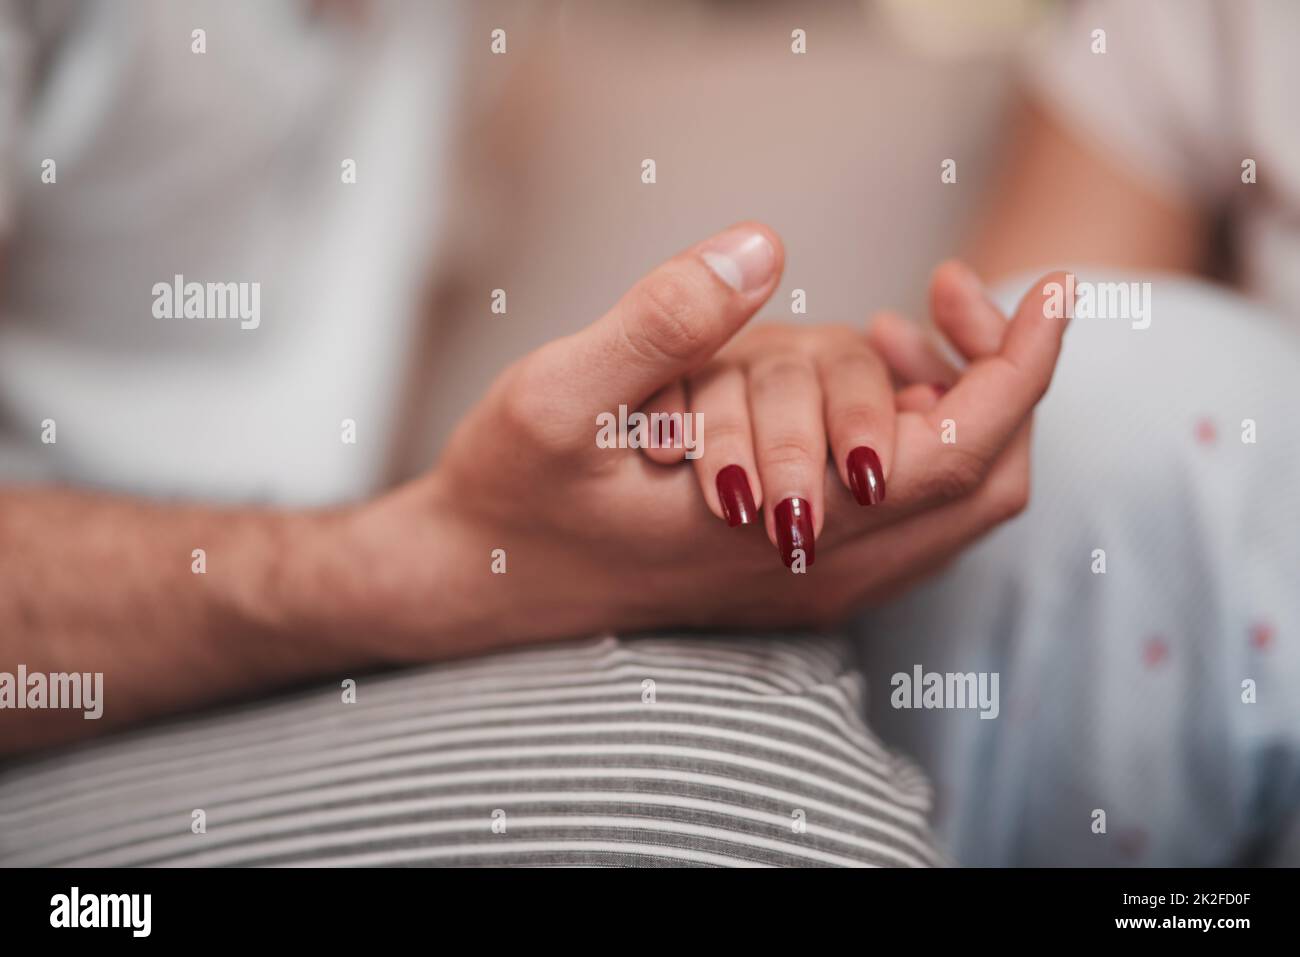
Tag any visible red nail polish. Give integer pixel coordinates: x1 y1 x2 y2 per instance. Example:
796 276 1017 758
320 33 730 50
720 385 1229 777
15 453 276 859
716 465 757 527
847 446 886 506
774 497 814 568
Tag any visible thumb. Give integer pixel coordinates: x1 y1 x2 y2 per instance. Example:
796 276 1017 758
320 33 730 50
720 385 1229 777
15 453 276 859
530 222 783 416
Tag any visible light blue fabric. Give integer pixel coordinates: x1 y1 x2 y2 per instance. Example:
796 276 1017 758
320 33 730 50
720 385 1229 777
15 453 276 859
854 275 1300 866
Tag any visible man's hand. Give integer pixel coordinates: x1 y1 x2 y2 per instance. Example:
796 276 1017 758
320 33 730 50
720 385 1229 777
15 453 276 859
302 223 788 657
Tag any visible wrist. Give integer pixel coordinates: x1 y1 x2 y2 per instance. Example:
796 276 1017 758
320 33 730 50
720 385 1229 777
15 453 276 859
274 480 487 663
218 505 380 673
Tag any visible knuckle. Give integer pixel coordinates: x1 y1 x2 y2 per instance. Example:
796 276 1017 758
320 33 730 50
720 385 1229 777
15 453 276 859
750 357 816 394
499 359 545 429
830 404 882 437
999 354 1052 408
628 273 707 364
761 433 819 469
824 351 881 380
499 355 576 454
930 446 988 501
982 465 1032 522
701 420 750 449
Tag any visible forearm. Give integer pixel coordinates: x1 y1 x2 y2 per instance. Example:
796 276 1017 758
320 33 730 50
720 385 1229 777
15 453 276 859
0 485 382 755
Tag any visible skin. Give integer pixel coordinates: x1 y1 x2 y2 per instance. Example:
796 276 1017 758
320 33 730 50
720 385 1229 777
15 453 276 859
1 220 1074 756
967 98 1204 281
645 322 897 548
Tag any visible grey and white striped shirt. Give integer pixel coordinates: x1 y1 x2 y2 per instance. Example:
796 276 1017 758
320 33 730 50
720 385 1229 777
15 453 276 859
0 635 942 867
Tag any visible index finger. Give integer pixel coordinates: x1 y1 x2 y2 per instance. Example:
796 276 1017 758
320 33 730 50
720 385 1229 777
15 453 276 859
893 270 1071 507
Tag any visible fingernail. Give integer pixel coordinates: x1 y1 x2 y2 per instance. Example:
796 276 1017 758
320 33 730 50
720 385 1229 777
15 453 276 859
699 228 776 294
847 447 886 506
716 465 757 527
931 383 949 397
774 497 815 568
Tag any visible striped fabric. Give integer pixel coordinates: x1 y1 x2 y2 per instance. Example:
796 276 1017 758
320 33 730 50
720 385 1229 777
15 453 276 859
0 635 942 867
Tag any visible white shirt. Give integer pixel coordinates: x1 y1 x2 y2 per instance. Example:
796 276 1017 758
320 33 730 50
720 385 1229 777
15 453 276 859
0 0 460 504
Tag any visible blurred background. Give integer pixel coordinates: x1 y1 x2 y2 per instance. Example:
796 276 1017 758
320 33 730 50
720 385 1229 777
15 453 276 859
406 0 1037 474
7 0 1275 499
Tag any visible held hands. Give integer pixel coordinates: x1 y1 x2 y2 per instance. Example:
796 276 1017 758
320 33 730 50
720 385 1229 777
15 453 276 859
640 258 1055 571
325 224 1069 660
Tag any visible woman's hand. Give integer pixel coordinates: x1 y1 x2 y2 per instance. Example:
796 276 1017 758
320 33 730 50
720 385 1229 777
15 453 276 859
641 322 897 568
